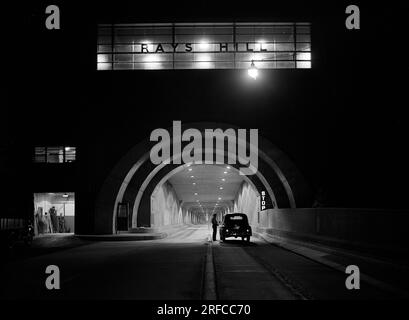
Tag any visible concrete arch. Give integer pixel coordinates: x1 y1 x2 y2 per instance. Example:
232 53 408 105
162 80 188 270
95 122 312 234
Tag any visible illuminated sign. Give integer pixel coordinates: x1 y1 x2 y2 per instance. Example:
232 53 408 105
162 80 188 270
260 191 275 210
97 22 311 70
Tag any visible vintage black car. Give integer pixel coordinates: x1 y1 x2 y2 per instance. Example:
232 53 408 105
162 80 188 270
219 213 252 242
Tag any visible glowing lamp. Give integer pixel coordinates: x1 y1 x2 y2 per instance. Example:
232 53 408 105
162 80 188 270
248 60 258 80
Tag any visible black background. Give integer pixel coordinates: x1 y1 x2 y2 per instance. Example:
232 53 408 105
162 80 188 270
3 0 409 211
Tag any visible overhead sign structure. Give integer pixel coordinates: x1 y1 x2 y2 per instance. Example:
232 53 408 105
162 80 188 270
97 22 311 70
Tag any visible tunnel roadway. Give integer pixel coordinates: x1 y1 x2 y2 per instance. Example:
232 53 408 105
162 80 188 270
0 225 395 300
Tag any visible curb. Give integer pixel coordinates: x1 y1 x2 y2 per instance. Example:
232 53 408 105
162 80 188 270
76 233 166 241
76 224 197 241
203 236 217 300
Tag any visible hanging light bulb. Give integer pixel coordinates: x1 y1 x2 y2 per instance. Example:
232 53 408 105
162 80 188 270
248 60 258 80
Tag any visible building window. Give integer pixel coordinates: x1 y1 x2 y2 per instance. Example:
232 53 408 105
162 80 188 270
97 22 312 70
33 146 76 163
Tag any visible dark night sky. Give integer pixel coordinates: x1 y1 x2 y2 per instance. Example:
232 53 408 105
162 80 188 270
4 0 409 208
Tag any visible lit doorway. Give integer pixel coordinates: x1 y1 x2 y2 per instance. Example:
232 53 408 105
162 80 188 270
33 192 75 236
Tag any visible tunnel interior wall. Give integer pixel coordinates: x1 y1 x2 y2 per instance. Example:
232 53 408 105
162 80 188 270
256 208 409 257
151 181 186 227
233 181 260 227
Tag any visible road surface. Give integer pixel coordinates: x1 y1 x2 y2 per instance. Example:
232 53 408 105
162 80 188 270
0 225 395 299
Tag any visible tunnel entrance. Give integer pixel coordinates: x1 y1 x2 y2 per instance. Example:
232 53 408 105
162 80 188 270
149 164 261 230
95 122 313 234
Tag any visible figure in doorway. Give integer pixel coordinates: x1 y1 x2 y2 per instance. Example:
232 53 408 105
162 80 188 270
44 212 52 233
37 209 45 234
49 206 58 233
58 213 65 233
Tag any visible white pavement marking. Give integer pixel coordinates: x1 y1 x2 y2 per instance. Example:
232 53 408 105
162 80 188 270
203 238 217 300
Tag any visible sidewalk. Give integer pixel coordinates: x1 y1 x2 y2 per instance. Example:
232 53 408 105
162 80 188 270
76 232 166 241
33 233 85 247
76 224 195 241
1 233 92 264
254 232 409 298
1 231 166 264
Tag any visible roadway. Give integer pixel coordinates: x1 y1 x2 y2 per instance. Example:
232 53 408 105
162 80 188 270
0 225 397 300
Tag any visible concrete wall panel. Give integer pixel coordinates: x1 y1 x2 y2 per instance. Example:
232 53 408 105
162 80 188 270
233 181 259 226
256 208 409 256
151 181 182 227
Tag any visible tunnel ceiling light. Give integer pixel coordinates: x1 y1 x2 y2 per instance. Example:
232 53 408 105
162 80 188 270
192 182 196 185
221 178 226 181
248 60 258 80
194 192 198 195
218 197 222 200
219 187 223 190
190 175 195 178
188 168 192 171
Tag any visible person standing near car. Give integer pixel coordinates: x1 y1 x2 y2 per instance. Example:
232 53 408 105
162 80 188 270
211 214 218 241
